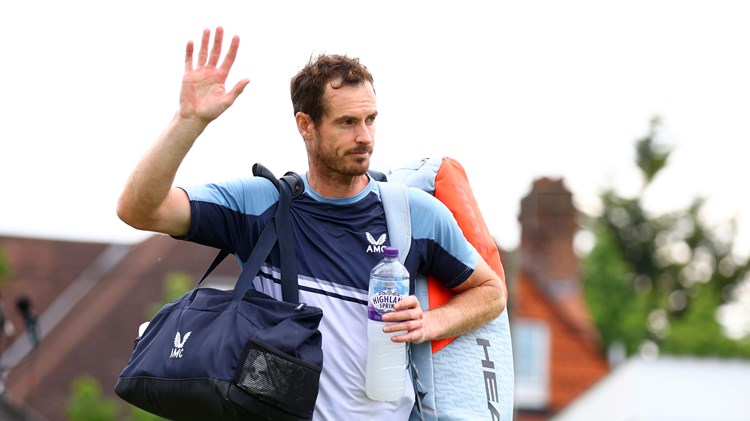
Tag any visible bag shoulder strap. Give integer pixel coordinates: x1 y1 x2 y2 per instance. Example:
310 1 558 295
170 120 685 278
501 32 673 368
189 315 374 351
275 174 300 302
378 181 428 421
196 163 300 305
377 182 411 264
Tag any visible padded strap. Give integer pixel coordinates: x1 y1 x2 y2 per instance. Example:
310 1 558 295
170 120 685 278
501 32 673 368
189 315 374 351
230 164 298 304
377 182 411 264
276 178 299 303
193 220 280 309
230 216 281 310
368 169 388 182
378 181 427 419
190 163 301 311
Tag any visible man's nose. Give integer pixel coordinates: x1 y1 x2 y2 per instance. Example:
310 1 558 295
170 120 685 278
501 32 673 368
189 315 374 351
355 122 374 143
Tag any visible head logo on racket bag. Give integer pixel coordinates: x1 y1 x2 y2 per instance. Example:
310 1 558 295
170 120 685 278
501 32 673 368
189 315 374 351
477 337 501 420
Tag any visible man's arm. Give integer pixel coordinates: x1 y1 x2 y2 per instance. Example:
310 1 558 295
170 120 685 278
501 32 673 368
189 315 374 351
116 27 249 236
383 256 506 344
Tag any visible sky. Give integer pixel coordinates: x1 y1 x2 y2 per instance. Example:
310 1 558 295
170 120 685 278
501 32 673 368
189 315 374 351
1 1 748 259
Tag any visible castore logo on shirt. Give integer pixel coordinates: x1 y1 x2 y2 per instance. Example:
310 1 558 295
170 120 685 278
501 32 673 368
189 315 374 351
365 232 387 253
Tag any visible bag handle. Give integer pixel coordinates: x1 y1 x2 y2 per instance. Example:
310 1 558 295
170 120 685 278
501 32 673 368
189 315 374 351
274 175 300 303
230 167 297 308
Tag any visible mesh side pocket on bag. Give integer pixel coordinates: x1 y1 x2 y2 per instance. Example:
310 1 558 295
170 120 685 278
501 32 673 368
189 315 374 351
235 338 321 417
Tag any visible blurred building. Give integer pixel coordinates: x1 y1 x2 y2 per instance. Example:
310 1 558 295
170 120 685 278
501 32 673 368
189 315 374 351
0 235 240 421
507 177 750 421
552 356 750 421
509 177 610 420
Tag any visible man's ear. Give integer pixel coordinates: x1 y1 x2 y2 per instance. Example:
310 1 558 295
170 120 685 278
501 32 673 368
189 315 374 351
295 112 314 141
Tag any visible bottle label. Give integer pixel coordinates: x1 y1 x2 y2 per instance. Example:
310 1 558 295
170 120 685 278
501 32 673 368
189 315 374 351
368 285 407 321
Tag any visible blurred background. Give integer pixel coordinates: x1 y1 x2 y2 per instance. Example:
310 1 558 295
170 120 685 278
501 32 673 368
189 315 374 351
1 1 748 420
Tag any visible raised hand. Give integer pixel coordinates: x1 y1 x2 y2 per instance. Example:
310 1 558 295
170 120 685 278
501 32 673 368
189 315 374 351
179 27 250 124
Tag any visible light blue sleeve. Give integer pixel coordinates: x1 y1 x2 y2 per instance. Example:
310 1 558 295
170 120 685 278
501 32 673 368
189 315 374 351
407 187 479 270
180 176 279 217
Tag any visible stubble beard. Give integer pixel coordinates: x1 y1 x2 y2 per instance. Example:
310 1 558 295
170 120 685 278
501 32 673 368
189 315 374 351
314 131 370 176
309 125 372 179
325 152 369 177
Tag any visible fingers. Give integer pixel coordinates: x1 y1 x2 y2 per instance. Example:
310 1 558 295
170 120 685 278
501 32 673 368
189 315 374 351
382 310 423 328
387 320 427 344
392 295 420 312
189 27 237 71
184 41 194 73
208 27 224 67
380 295 428 343
197 28 211 67
382 297 423 325
179 27 247 120
220 35 241 72
224 79 251 106
381 296 420 321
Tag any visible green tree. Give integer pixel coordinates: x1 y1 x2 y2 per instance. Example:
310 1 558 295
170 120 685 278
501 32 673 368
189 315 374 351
582 117 750 358
66 374 119 421
66 374 168 421
0 246 12 287
145 272 192 319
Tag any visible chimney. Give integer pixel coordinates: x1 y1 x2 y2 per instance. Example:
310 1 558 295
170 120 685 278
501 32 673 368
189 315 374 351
519 177 579 297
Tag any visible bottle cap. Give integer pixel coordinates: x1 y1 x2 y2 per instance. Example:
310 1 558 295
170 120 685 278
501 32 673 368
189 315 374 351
383 246 399 258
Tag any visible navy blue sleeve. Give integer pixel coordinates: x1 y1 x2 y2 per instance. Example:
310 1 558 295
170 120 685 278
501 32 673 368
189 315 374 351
174 177 279 261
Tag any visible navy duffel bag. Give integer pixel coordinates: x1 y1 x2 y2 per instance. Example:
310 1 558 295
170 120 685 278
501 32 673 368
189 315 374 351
116 169 323 421
115 284 323 420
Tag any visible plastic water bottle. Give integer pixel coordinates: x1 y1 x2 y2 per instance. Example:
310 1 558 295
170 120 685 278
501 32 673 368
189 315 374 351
365 246 410 401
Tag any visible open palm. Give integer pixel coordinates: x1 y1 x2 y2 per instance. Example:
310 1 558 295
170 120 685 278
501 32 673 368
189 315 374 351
179 27 249 124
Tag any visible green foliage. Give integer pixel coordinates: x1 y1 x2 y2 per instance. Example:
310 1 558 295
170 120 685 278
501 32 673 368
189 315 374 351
66 374 168 420
583 226 648 354
636 117 671 184
66 374 119 421
145 272 192 319
0 246 12 287
582 118 750 358
127 406 169 421
664 284 742 356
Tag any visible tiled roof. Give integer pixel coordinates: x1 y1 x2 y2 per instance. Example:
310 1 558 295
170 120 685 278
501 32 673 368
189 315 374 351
513 272 609 411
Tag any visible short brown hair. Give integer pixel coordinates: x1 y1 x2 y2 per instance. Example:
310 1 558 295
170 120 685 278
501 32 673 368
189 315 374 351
290 54 375 124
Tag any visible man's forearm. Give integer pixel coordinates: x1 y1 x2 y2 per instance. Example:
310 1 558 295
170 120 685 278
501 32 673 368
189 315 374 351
425 280 505 341
117 113 207 231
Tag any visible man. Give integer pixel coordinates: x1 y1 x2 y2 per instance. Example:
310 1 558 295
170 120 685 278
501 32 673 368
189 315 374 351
117 27 505 420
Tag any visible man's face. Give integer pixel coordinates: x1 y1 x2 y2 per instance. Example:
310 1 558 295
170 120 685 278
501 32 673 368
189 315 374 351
307 81 377 178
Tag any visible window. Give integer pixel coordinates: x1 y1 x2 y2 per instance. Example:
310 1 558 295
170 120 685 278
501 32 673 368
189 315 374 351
512 319 550 409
